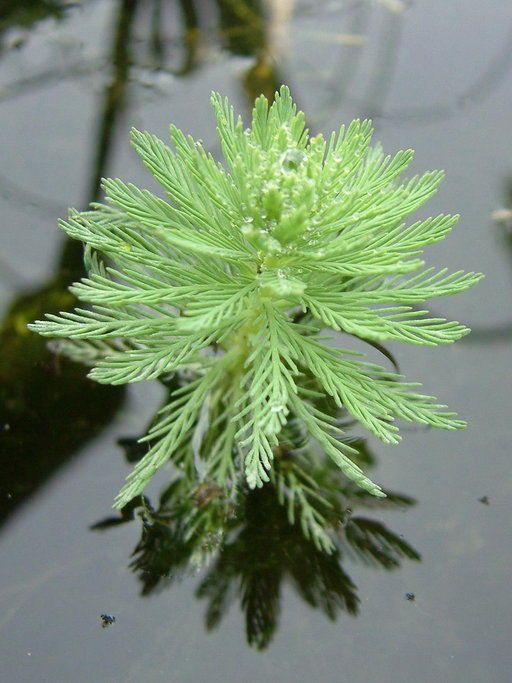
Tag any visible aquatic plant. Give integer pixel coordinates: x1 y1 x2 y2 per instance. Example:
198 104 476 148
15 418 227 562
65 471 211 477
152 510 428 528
29 86 482 509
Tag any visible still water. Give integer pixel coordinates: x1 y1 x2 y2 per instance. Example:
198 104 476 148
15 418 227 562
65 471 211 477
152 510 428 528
1 1 511 681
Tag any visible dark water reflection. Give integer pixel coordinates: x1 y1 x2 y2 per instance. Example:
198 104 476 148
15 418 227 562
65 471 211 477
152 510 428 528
1 1 512 682
91 432 419 650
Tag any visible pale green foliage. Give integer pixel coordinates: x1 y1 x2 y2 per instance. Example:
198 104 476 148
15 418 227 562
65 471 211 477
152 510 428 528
29 87 482 509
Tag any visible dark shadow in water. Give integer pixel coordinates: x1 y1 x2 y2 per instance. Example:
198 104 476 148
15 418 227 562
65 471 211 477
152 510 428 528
0 0 140 529
87 0 139 203
92 389 419 650
93 461 418 651
0 0 63 45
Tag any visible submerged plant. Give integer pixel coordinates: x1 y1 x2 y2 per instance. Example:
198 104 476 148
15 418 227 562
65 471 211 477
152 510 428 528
29 87 482 509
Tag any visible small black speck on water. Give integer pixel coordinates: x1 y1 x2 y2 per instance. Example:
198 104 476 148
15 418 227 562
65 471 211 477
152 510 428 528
100 614 116 628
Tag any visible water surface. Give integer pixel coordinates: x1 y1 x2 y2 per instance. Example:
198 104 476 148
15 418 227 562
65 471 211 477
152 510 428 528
1 1 511 681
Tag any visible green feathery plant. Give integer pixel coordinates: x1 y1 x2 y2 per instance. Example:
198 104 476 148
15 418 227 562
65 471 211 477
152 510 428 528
29 86 482 509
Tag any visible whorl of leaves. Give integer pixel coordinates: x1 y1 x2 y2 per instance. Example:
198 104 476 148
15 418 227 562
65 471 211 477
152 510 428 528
29 87 482 508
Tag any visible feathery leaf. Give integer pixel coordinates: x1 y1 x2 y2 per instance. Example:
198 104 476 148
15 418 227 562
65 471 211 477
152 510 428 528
29 87 482 517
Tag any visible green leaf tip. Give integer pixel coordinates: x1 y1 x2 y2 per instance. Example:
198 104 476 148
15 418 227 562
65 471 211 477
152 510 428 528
30 86 482 527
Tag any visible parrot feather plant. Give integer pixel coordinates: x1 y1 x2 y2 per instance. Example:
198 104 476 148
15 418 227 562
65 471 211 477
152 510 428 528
29 86 482 512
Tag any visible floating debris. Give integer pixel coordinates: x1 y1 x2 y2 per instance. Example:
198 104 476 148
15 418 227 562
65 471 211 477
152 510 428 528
491 208 512 224
100 614 116 628
405 593 415 602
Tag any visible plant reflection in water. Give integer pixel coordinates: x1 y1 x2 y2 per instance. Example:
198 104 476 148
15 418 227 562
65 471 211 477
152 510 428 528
93 392 420 651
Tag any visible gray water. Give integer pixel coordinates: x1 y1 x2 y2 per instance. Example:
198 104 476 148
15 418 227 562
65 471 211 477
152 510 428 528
1 1 511 681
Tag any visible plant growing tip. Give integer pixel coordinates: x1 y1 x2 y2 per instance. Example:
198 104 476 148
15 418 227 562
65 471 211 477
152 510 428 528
29 85 482 513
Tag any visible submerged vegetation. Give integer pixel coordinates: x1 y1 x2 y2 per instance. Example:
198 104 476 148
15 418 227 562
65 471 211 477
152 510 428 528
29 87 482 536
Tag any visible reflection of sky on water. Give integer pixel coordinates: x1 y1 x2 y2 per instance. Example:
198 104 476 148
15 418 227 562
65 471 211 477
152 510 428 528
0 1 511 681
